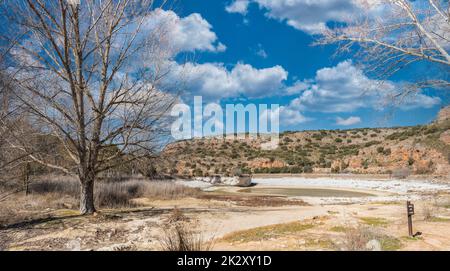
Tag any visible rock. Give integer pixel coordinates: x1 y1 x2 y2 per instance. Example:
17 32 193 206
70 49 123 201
247 158 287 169
366 239 381 251
66 239 81 251
440 130 450 145
194 175 252 187
211 175 222 184
436 105 450 124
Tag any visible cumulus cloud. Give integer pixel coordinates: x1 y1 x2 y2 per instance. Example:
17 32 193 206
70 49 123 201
259 106 310 128
279 106 311 124
286 60 441 113
335 116 361 126
225 0 250 15
172 62 288 100
143 9 226 55
284 80 310 95
226 0 367 34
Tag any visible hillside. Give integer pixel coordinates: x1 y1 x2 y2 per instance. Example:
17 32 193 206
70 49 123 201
159 106 450 178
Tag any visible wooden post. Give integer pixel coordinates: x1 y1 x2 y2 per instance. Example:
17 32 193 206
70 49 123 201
407 201 414 237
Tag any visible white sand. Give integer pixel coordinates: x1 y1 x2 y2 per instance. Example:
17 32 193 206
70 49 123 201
178 177 450 204
252 177 450 194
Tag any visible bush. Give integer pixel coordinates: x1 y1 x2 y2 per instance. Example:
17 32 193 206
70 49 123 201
341 226 401 251
193 168 204 177
361 159 369 169
158 209 214 251
290 166 303 173
391 168 411 179
303 165 313 173
424 126 439 135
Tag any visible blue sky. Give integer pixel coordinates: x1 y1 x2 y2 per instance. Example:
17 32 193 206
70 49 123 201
161 0 448 132
4 0 445 133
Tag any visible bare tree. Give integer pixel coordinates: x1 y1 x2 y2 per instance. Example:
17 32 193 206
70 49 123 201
317 0 450 99
1 0 178 214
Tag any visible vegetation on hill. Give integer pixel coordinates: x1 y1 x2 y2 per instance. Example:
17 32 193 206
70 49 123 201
159 112 450 177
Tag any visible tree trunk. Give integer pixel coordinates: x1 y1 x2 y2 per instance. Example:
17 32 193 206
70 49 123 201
80 177 96 215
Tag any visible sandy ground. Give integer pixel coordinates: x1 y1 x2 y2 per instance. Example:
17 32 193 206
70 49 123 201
1 177 450 251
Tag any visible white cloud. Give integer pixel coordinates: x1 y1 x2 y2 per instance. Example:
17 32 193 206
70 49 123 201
172 62 288 100
226 0 250 15
256 48 268 58
284 80 310 95
335 116 361 126
255 43 268 58
279 106 311 125
143 9 226 55
259 106 310 128
226 0 366 34
286 60 441 113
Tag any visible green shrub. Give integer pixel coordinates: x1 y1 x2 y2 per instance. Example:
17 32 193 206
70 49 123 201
424 126 439 135
362 159 369 169
303 165 313 173
364 141 381 147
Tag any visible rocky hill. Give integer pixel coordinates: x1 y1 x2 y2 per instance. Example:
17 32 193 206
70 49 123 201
159 106 450 178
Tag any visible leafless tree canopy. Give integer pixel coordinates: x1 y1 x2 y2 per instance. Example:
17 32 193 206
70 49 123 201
317 0 450 95
0 0 178 214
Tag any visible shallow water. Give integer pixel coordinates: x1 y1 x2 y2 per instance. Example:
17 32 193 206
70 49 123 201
238 187 375 198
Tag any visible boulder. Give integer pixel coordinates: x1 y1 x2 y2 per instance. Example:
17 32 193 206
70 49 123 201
194 175 252 187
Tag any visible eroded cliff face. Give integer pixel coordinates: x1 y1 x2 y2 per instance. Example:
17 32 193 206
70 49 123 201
330 142 449 175
437 105 450 124
160 106 450 178
247 158 287 169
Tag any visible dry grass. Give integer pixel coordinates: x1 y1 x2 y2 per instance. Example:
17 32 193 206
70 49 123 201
304 238 335 250
158 209 214 251
198 194 308 207
22 176 200 208
421 198 450 222
436 199 450 209
359 217 389 227
222 221 314 243
329 226 349 232
422 204 438 221
0 175 199 226
340 226 402 251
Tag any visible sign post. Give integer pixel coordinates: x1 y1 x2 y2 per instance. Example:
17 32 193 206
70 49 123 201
407 201 415 237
